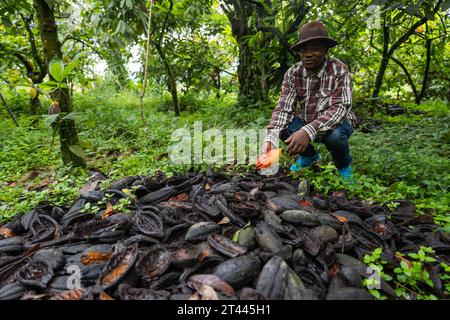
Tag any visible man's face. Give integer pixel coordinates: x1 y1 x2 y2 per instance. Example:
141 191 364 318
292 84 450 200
298 39 328 71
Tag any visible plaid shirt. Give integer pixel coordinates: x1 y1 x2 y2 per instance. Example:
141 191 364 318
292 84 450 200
265 57 357 147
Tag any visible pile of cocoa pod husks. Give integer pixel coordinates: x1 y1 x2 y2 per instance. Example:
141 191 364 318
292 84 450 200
1 168 449 300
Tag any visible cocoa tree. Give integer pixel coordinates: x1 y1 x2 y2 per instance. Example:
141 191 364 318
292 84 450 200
32 0 85 167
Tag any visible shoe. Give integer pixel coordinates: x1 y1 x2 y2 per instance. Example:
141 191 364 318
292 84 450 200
290 153 321 172
338 165 355 184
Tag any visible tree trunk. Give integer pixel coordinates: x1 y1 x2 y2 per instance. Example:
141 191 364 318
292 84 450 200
33 0 85 167
155 43 180 116
30 94 41 115
0 91 19 127
416 37 432 105
222 0 270 106
372 20 390 100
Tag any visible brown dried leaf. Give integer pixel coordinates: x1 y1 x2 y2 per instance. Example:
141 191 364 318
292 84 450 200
101 202 114 220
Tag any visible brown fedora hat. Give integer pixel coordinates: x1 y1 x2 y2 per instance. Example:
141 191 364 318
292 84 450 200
290 20 338 52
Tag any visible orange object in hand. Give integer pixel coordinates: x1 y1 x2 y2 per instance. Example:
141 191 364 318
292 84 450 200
256 148 282 169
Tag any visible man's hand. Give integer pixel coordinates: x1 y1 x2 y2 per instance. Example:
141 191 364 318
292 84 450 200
285 129 310 154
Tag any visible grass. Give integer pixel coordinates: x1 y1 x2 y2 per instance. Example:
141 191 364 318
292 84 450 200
0 85 448 231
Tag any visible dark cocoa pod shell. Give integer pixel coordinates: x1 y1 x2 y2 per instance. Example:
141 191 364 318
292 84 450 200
213 255 261 289
310 225 339 243
122 234 160 247
80 190 103 203
117 283 170 300
0 236 24 254
209 182 241 194
185 222 221 242
256 255 288 300
33 248 65 271
81 263 105 283
316 212 343 231
16 260 54 288
239 287 265 300
0 282 26 300
215 196 245 228
333 210 363 224
28 214 60 243
133 209 164 238
148 272 181 290
47 276 71 293
283 268 312 300
265 195 302 213
109 176 140 190
172 243 204 268
188 274 236 297
136 246 172 280
139 187 175 205
20 210 37 231
254 221 282 253
99 244 139 290
280 210 321 227
207 234 247 258
261 209 285 235
80 244 113 265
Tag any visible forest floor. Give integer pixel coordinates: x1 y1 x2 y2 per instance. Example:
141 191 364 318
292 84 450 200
0 87 449 231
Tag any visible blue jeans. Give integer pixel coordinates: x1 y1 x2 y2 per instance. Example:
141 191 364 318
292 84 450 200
280 116 353 169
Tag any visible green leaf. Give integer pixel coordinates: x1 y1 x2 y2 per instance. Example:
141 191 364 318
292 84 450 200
408 253 419 259
374 247 383 255
418 250 425 261
49 58 64 82
69 145 86 160
43 114 60 126
382 274 393 281
400 261 409 270
62 52 87 79
369 289 381 299
61 112 77 121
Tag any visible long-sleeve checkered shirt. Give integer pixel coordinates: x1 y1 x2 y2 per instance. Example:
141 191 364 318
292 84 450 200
264 57 357 147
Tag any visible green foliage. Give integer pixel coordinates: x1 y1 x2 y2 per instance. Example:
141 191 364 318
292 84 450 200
393 247 439 300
